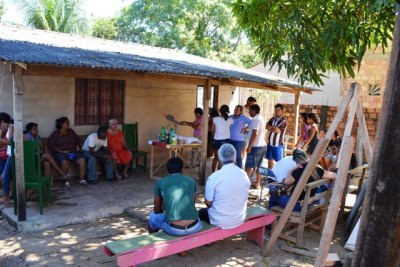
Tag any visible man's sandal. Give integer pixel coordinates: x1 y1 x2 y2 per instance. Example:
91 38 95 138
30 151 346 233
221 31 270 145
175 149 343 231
79 179 88 186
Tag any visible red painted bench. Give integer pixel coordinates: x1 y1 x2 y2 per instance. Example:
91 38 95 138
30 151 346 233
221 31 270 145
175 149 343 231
103 206 275 267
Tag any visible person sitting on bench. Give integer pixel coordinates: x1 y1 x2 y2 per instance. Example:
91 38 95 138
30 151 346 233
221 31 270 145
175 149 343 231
148 157 202 236
268 158 336 212
199 143 251 229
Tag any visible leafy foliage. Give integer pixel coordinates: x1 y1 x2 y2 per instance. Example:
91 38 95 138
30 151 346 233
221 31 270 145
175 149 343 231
91 17 118 40
16 0 88 33
0 1 4 20
115 0 260 68
232 0 397 85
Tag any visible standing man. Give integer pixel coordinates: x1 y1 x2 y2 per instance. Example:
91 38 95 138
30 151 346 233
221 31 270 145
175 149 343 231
229 105 251 168
266 104 288 169
81 127 114 184
199 144 250 229
242 97 257 160
148 157 202 236
245 104 268 189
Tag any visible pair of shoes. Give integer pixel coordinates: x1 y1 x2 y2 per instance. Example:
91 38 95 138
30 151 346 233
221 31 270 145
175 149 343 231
64 181 71 188
79 179 88 186
87 180 97 185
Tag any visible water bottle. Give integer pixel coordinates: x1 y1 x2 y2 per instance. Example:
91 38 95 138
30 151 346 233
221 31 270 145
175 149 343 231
169 127 176 144
160 126 166 142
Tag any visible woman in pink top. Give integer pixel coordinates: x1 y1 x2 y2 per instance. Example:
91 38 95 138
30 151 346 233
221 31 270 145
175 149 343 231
295 113 310 149
180 108 203 166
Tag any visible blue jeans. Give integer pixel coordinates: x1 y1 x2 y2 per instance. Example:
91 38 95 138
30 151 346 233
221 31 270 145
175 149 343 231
81 150 113 181
148 212 202 236
2 156 12 196
268 194 301 212
229 140 244 168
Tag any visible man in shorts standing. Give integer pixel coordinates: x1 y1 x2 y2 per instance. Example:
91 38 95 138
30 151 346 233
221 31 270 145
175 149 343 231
242 97 257 160
245 104 267 189
266 104 288 169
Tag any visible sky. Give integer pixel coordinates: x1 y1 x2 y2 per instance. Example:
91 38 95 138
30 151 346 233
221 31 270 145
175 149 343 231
1 0 134 25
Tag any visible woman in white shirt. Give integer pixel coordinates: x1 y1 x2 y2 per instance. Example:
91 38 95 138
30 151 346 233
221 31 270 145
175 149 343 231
211 105 233 172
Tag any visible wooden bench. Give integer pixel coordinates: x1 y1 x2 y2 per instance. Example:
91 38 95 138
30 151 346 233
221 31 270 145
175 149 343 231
103 206 276 267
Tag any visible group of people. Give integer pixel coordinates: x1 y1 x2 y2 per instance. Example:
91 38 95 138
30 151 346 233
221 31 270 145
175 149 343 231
0 113 134 204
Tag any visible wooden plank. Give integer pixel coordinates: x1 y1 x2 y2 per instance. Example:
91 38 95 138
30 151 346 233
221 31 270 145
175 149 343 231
325 84 355 139
12 64 26 221
356 99 373 164
199 79 210 186
281 245 340 266
356 128 363 166
263 137 330 256
294 92 301 145
314 136 355 267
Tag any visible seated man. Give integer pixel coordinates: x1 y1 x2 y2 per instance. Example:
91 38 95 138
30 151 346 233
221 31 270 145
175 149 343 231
148 157 202 236
199 144 251 229
81 128 114 184
257 148 308 184
268 159 336 212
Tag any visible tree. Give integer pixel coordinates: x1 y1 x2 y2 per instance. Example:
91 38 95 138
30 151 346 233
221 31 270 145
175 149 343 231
91 17 118 40
17 0 88 33
0 0 4 20
116 0 260 68
232 0 397 85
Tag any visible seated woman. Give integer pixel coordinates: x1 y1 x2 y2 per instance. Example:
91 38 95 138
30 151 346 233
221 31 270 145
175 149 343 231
48 117 87 186
24 122 68 181
107 119 132 179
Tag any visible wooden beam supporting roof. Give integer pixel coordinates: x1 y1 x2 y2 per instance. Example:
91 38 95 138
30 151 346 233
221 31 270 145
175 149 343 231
22 64 313 95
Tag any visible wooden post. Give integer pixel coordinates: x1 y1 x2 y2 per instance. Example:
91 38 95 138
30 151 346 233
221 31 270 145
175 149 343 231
293 92 300 145
314 136 355 266
12 64 26 221
263 84 355 256
337 83 359 167
356 128 363 166
352 5 400 266
355 100 373 164
199 79 211 186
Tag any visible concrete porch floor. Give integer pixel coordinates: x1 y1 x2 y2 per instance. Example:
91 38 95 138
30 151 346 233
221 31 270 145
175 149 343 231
2 171 158 232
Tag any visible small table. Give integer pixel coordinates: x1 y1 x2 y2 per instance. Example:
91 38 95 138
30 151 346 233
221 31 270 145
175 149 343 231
149 141 202 180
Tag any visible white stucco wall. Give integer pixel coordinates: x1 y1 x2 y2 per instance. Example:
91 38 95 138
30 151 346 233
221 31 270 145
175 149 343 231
250 63 341 106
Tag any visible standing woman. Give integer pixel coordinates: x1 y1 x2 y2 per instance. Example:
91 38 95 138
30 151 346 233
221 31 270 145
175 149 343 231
303 113 320 156
107 118 132 179
211 105 233 172
180 108 203 166
229 105 251 169
295 113 310 149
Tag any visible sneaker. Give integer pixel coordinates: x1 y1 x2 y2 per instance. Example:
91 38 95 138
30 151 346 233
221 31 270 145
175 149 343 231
87 180 97 185
64 181 71 188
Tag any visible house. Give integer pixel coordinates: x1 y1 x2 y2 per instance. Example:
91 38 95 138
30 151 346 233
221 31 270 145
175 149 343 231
0 24 316 220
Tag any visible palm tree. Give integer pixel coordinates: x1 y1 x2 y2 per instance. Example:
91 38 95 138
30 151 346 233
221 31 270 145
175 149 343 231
17 0 88 33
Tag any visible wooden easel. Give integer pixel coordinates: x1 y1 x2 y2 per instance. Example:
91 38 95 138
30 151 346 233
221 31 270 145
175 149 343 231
262 82 373 267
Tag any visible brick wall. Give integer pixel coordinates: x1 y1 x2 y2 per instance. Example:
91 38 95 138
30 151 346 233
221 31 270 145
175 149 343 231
282 104 379 143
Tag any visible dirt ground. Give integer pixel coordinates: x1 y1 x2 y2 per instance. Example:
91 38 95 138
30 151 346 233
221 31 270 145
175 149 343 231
0 194 351 267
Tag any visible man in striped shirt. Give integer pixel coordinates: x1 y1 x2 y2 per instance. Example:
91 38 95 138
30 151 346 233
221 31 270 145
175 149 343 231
265 104 287 169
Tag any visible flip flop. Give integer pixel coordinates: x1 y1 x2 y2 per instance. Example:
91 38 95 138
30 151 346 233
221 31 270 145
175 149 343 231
79 179 88 186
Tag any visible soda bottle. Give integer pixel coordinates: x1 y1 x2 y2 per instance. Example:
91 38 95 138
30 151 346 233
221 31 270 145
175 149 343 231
160 126 166 142
169 127 175 144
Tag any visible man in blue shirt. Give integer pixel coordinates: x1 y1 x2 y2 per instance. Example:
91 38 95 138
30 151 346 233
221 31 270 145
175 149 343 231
229 105 251 168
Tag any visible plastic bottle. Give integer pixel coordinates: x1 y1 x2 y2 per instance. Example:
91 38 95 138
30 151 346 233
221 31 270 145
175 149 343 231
160 126 166 142
169 127 176 144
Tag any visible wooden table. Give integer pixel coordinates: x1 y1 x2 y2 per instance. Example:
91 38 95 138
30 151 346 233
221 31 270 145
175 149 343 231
149 141 202 180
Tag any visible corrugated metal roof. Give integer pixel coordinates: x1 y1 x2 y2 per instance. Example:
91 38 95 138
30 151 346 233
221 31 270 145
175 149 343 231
0 25 317 93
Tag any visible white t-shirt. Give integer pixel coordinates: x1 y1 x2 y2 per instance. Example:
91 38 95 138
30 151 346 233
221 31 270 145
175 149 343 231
249 114 266 147
272 156 298 182
82 133 108 152
213 116 233 140
205 163 250 229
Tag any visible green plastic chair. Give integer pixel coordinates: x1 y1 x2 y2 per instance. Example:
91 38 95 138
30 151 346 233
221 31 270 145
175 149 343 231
12 141 51 215
122 123 147 173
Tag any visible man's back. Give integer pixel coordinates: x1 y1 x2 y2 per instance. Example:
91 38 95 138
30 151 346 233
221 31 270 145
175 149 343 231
205 163 250 229
272 156 297 182
155 174 198 222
